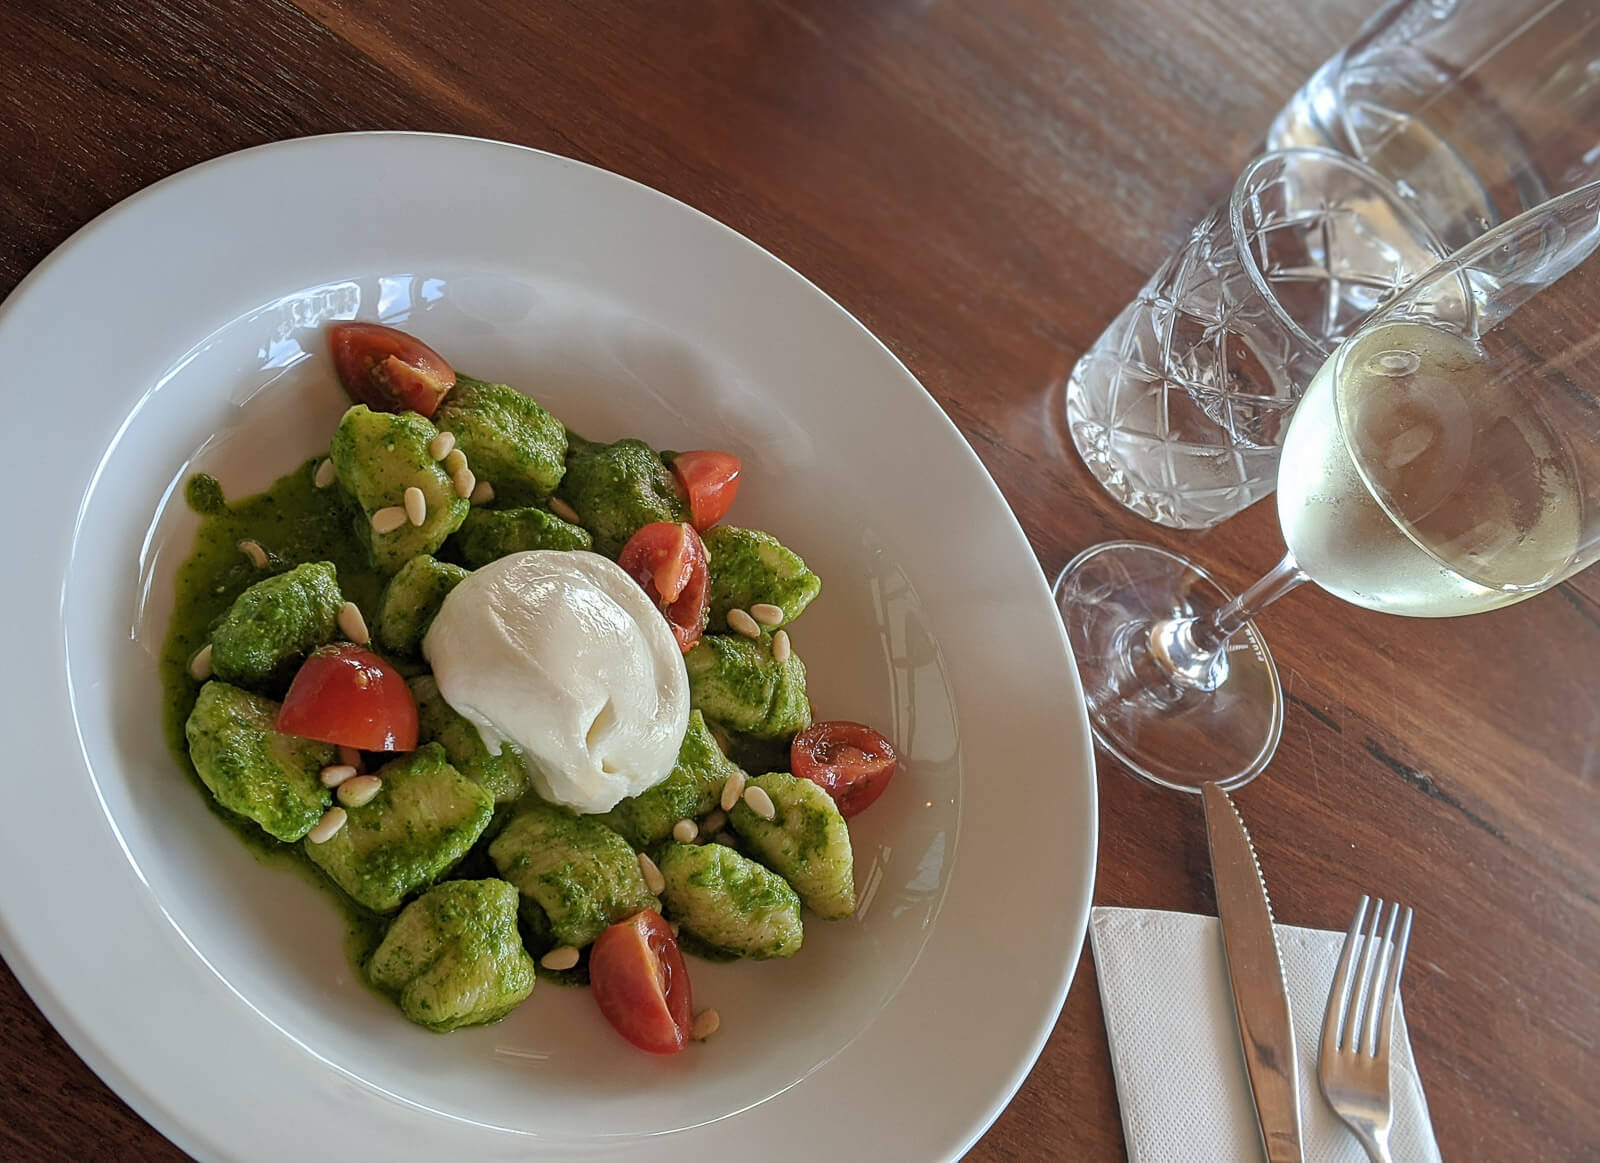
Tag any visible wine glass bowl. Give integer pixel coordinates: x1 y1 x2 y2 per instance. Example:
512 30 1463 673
1280 186 1600 616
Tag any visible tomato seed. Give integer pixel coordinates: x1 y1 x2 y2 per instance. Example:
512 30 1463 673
719 770 747 813
319 764 357 789
313 458 338 489
403 486 427 527
726 608 761 639
337 601 370 646
638 852 666 895
337 775 382 808
371 506 408 535
306 807 347 844
750 603 784 627
541 946 581 972
428 431 456 461
237 539 269 569
743 786 776 821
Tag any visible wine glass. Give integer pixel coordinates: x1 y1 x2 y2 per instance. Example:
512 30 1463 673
1055 180 1600 792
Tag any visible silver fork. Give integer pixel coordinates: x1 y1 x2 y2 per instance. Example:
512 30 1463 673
1318 896 1415 1163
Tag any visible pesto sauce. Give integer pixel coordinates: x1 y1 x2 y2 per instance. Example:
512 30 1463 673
344 910 390 970
675 929 741 963
158 452 802 1002
161 463 391 945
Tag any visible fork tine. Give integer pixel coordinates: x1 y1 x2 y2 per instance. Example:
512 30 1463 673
1345 896 1386 1054
1323 895 1369 1053
1376 906 1414 1059
1362 902 1400 1055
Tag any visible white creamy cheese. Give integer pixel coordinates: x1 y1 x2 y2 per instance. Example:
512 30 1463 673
422 550 689 814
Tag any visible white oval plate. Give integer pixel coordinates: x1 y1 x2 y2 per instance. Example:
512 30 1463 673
0 133 1096 1160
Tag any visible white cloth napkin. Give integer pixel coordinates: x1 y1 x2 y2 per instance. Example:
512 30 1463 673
1089 907 1441 1163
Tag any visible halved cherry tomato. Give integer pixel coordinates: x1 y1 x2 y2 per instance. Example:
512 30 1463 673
276 643 419 751
791 721 898 818
589 910 693 1054
669 450 741 530
329 322 456 417
618 522 709 652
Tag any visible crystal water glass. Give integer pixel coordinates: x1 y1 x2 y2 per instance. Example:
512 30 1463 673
1066 149 1445 529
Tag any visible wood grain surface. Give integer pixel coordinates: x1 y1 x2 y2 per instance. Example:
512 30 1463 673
2 1 1595 1159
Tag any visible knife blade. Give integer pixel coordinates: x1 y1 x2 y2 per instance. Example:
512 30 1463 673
1202 781 1304 1163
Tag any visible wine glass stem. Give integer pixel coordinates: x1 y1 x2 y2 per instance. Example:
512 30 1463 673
1147 553 1309 691
1192 553 1308 652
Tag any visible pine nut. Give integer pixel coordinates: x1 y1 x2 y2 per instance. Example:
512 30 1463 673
691 1008 720 1040
306 807 347 844
188 643 213 681
453 467 475 499
541 946 581 972
726 608 761 639
371 506 408 535
428 431 456 460
403 485 426 527
338 601 370 645
702 809 727 834
712 831 738 847
237 539 269 569
771 629 792 663
638 852 665 895
548 497 581 524
750 603 784 626
668 920 680 938
337 745 364 772
313 457 338 489
719 769 747 813
672 818 699 844
443 448 467 475
743 785 776 821
337 774 382 807
319 764 357 788
470 479 494 506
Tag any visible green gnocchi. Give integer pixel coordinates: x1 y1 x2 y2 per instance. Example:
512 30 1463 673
166 325 899 1047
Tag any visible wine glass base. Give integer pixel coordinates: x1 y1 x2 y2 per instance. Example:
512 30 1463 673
1054 541 1283 793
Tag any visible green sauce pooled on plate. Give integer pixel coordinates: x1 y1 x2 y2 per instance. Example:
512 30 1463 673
161 464 390 954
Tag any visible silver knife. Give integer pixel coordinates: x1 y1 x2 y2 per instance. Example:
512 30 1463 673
1202 781 1304 1163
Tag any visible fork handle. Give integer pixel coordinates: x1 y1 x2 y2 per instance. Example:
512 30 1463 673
1354 1126 1393 1163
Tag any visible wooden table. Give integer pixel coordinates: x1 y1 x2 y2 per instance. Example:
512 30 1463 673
3 1 1595 1158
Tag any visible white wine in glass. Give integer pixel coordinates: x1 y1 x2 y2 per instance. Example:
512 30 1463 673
1277 319 1582 617
1056 180 1600 792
